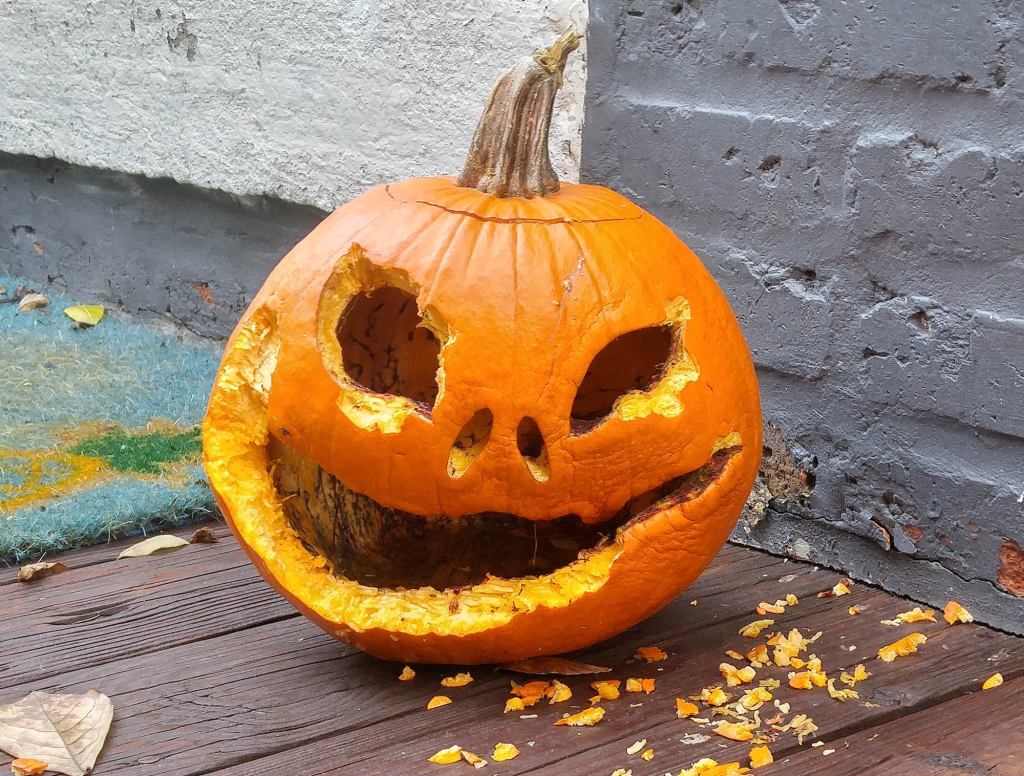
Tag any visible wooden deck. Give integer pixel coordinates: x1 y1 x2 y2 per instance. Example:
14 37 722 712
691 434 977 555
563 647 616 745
3 519 1022 775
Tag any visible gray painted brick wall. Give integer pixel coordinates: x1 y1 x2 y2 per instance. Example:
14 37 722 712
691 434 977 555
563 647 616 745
583 0 1024 631
1 152 326 340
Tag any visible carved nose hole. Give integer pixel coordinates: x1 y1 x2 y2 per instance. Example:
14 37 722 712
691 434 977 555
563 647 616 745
448 409 493 479
516 417 550 483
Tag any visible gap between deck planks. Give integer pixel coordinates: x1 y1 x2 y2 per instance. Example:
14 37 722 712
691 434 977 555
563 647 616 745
1 519 1021 776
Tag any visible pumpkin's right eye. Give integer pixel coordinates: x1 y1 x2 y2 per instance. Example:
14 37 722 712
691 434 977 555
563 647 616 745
569 326 675 435
338 285 442 412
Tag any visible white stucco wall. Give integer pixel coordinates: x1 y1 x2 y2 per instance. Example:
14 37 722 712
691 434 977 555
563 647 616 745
0 1 586 210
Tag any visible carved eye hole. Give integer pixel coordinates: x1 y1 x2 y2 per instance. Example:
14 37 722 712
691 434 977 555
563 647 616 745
338 285 441 411
570 326 674 434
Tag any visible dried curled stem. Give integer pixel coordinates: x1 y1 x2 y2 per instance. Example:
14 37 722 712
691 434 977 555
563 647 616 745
457 29 582 199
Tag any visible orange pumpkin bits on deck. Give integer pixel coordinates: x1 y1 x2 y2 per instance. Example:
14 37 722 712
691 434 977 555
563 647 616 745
546 679 572 704
740 620 774 638
510 679 549 707
428 745 462 764
719 663 756 686
756 601 785 615
982 672 1004 690
679 759 750 776
11 760 49 776
749 745 774 769
944 600 975 624
398 665 416 681
427 695 452 709
878 633 927 662
848 605 862 616
641 748 655 761
554 706 605 726
461 750 487 769
881 607 936 626
676 698 700 718
714 721 756 741
441 672 473 688
840 664 871 687
625 678 656 694
772 628 809 667
504 697 525 713
746 644 769 667
492 743 520 762
635 646 668 662
826 678 859 701
592 680 622 701
201 31 762 666
832 581 852 596
626 739 647 755
700 686 732 706
738 687 773 710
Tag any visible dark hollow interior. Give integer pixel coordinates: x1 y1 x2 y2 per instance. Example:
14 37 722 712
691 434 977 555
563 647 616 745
338 286 441 409
270 437 737 591
570 326 674 432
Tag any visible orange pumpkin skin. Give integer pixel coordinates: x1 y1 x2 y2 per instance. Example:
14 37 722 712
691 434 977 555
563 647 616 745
203 33 761 664
204 176 761 664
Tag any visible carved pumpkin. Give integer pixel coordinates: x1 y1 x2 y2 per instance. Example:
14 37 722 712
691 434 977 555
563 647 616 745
203 31 761 664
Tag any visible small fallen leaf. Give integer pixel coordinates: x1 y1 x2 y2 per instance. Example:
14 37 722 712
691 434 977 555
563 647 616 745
427 745 462 764
11 759 49 776
63 305 104 327
16 293 49 313
117 534 190 559
189 527 219 544
17 561 68 583
0 690 112 776
492 743 519 761
500 657 611 675
982 672 1003 690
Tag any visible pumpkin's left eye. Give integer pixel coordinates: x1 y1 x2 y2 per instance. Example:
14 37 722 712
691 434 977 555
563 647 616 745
337 285 442 411
570 325 674 433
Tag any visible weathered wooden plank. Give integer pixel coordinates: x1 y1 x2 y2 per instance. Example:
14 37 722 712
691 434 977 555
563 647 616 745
0 520 230 587
0 534 295 689
210 583 1024 775
0 546 825 775
778 676 1024 775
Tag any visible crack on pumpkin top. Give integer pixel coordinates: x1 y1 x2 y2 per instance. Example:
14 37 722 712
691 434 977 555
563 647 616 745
383 185 645 226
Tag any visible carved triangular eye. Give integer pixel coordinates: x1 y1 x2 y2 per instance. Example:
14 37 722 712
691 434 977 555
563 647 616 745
337 286 441 410
570 326 674 434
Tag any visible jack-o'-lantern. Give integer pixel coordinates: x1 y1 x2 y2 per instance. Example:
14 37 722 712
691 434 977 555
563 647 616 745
203 31 761 664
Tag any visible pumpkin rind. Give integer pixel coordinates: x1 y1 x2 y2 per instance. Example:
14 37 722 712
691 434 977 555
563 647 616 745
202 33 761 663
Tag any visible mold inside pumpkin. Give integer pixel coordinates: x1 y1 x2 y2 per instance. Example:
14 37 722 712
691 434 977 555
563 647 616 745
203 31 762 664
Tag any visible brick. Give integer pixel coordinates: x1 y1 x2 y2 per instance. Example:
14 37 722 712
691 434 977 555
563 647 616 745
850 133 1024 264
714 250 831 379
965 312 1024 438
605 0 1011 91
602 101 846 256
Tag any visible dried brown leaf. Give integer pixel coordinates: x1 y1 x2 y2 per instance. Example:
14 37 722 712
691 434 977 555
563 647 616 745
17 562 68 583
16 293 49 313
0 690 112 776
117 534 190 559
500 657 611 676
189 527 219 544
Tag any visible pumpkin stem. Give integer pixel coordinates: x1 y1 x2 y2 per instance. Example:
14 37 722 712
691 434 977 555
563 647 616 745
457 29 582 199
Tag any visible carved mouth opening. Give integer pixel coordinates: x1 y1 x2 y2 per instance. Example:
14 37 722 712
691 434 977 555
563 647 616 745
270 437 737 591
